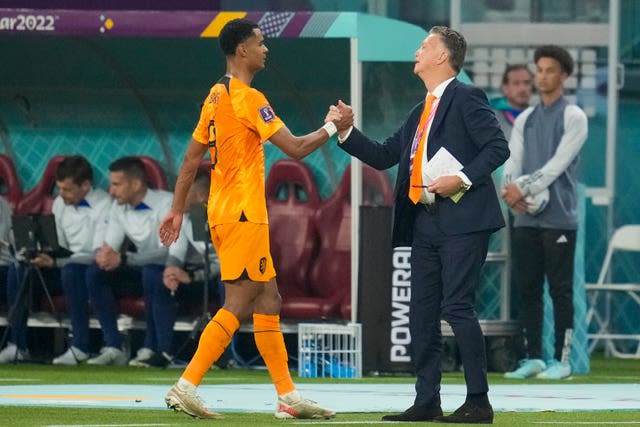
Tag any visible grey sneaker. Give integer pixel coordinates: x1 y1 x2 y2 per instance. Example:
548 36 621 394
0 343 28 364
52 346 89 365
128 347 155 367
87 346 127 366
165 382 222 419
275 390 335 419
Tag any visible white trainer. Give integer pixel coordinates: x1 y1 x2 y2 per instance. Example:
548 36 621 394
275 390 335 419
0 343 28 364
536 359 572 380
52 346 89 365
87 346 127 366
504 358 546 379
165 381 222 419
128 347 155 367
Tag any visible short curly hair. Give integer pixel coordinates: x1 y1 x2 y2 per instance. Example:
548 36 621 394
219 18 259 56
56 155 93 185
534 45 574 76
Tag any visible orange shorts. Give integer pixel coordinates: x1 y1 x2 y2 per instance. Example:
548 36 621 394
210 222 276 282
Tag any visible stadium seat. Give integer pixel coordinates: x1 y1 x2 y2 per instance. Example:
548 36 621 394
117 296 146 319
15 155 65 214
586 225 640 358
307 163 394 319
138 155 168 190
0 154 22 211
361 164 394 206
305 166 352 319
266 159 322 318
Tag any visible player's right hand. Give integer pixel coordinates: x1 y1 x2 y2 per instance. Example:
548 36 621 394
159 209 183 246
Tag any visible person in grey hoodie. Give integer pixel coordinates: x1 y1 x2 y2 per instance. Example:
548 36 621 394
502 45 588 380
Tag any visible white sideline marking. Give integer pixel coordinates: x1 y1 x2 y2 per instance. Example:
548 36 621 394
588 375 640 381
532 422 640 425
142 376 249 382
292 423 391 425
0 378 37 382
4 383 639 412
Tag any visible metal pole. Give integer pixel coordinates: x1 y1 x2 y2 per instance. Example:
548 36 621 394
350 37 363 324
606 0 620 237
450 0 461 30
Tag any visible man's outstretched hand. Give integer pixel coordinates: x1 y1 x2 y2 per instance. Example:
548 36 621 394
334 100 354 132
159 209 184 246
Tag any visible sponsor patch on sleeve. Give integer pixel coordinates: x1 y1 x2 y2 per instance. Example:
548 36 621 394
258 105 276 123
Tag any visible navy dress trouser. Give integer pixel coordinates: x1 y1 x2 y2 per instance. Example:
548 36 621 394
410 207 490 407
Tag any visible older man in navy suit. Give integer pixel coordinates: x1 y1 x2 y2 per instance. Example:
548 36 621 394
335 26 509 423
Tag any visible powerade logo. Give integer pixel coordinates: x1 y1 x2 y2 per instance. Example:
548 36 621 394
0 13 57 32
390 247 412 363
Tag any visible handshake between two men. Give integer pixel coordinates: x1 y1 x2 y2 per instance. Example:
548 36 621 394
324 100 354 141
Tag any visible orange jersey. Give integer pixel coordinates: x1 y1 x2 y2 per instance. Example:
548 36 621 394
193 75 285 226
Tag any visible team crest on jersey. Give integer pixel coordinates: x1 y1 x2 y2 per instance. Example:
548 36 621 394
259 257 267 274
258 105 275 123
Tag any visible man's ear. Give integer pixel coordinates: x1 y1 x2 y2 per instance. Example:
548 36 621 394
81 180 92 193
437 50 449 66
131 178 144 192
237 43 247 57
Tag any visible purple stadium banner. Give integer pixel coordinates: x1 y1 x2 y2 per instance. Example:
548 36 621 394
0 9 320 37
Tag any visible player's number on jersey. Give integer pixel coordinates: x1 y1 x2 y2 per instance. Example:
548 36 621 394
208 120 218 170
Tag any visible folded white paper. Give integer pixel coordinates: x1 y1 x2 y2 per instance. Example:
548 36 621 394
426 147 466 203
426 146 463 184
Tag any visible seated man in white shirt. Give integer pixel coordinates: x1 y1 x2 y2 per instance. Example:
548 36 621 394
158 170 233 369
0 156 111 364
86 156 173 366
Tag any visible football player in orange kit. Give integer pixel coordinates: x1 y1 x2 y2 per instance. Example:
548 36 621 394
159 18 353 420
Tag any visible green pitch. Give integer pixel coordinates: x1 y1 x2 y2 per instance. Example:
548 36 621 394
1 355 638 426
2 406 640 426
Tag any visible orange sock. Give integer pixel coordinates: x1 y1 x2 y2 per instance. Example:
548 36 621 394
253 313 295 395
182 308 239 386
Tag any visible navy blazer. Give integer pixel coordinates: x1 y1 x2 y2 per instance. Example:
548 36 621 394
340 79 509 247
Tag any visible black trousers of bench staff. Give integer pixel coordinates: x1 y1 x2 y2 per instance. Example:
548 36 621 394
512 227 576 361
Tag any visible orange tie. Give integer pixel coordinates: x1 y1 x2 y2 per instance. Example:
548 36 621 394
408 94 437 204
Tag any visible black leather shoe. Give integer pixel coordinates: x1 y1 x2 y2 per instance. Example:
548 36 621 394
434 401 494 424
382 404 443 422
